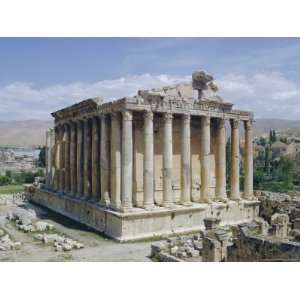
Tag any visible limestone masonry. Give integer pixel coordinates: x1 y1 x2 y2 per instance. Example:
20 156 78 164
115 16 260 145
27 71 259 241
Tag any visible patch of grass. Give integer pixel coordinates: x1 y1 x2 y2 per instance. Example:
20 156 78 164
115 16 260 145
0 184 24 194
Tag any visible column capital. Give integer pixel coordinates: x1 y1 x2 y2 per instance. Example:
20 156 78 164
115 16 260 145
122 110 133 121
230 119 240 129
111 111 120 120
163 112 173 122
244 119 253 130
144 110 153 121
182 113 191 123
201 115 210 126
217 118 225 129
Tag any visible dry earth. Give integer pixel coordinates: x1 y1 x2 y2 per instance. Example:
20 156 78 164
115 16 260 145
0 195 151 262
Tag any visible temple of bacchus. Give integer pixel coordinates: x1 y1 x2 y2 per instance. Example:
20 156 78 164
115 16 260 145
28 71 260 241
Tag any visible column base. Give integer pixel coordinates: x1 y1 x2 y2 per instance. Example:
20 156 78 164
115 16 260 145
120 206 133 213
215 196 228 203
143 204 156 211
181 201 193 207
230 196 241 202
200 197 213 204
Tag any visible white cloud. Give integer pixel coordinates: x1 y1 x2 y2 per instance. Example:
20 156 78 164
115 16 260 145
1 72 300 120
218 72 300 119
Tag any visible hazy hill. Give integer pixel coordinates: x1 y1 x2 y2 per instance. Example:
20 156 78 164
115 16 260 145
0 118 299 148
0 120 53 148
254 119 300 137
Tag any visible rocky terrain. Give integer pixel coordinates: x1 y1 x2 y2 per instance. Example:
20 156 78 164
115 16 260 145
0 193 151 262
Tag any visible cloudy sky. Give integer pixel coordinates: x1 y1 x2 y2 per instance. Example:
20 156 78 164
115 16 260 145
1 37 300 120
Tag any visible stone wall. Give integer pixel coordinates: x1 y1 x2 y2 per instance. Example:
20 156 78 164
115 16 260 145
228 224 300 261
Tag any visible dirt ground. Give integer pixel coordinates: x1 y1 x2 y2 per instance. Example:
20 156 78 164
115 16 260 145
0 196 152 262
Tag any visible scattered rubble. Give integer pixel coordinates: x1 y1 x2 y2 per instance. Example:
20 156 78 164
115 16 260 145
6 207 54 233
151 213 300 262
34 233 84 251
0 233 21 251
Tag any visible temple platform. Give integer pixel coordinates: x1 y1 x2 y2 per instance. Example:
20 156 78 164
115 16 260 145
26 186 260 242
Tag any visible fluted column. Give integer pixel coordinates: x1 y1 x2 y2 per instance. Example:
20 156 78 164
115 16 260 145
163 112 173 208
91 117 100 200
200 116 211 203
70 122 77 196
230 119 240 200
64 123 70 194
76 120 84 198
110 112 121 210
181 114 191 205
215 119 227 202
243 120 254 200
58 124 64 194
143 111 155 210
83 119 92 200
121 110 133 212
100 114 110 206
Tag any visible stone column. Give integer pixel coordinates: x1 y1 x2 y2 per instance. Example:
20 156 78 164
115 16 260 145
64 123 70 194
49 128 55 189
143 111 155 210
53 126 59 192
243 120 254 200
110 112 121 210
215 119 227 202
45 129 50 187
76 120 84 198
58 124 65 194
181 114 191 205
200 116 211 203
230 119 240 200
91 117 100 200
100 114 110 206
162 112 173 208
83 118 92 200
121 110 133 212
70 122 77 196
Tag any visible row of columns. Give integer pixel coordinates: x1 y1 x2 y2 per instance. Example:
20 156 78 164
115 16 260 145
46 111 254 212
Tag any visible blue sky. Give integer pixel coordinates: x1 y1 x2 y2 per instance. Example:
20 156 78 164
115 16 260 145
1 37 300 120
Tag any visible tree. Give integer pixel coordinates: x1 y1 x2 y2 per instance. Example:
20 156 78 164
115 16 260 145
38 146 46 167
258 137 266 147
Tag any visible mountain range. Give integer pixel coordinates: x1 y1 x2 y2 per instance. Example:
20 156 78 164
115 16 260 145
0 118 299 148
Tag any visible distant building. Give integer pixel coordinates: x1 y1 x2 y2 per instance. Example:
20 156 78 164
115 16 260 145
271 141 288 156
287 142 300 157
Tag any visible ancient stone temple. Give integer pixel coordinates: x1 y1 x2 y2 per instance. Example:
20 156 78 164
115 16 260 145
29 71 259 241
